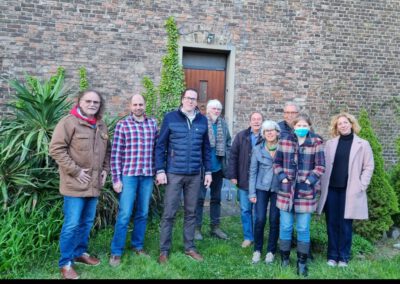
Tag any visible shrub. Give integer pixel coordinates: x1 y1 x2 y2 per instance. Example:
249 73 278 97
354 109 399 241
390 137 400 225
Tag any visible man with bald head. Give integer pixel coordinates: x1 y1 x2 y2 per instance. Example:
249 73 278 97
109 94 158 267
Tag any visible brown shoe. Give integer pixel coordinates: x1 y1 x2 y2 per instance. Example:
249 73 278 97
158 252 168 264
131 247 150 258
74 253 100 266
109 255 121 267
185 250 204 261
60 265 79 279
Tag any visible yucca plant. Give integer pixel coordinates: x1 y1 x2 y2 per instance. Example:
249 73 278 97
0 69 75 209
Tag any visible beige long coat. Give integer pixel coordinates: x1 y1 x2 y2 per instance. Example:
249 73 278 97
317 134 374 220
49 115 111 197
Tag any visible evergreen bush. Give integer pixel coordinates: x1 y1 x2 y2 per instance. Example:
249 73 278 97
354 109 399 241
390 137 400 226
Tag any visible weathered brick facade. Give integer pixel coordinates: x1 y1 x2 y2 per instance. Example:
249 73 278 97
1 0 399 166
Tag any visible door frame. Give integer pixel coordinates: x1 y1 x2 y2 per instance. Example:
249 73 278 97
178 42 236 134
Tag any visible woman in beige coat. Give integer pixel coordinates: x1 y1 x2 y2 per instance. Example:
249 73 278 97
317 112 374 268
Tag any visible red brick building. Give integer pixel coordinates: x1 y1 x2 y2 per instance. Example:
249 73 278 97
1 0 399 165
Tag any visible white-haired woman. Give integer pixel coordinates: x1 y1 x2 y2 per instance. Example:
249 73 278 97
249 120 280 264
195 99 231 240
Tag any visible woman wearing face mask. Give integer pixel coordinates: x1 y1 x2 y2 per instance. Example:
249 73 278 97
317 113 374 268
273 113 325 277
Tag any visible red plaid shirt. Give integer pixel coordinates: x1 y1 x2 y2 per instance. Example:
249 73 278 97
111 115 158 184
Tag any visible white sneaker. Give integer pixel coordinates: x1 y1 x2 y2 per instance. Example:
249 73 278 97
241 240 253 248
327 259 337 267
252 251 261 264
265 252 274 264
338 261 348 267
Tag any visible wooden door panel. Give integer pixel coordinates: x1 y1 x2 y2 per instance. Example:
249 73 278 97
184 69 226 115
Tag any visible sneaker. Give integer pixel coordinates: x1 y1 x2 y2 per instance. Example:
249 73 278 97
184 250 204 261
327 259 337 267
194 228 203 241
265 252 275 264
241 240 253 248
338 261 348 267
60 264 79 279
109 255 121 267
252 251 261 264
74 252 100 266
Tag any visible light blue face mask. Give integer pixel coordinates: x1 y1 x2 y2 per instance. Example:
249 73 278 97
294 127 309 137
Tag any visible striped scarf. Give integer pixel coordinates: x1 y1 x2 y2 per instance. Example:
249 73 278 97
207 115 226 156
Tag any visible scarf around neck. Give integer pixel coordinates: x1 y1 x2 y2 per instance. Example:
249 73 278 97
207 115 226 156
70 105 97 126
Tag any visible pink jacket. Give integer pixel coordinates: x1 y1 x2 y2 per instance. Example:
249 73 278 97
317 134 374 219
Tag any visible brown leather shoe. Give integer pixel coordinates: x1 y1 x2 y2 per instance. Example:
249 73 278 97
60 265 79 279
109 255 121 267
158 253 168 264
185 250 204 261
74 253 100 266
131 248 150 258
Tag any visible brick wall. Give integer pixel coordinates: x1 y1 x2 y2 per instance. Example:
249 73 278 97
1 0 399 166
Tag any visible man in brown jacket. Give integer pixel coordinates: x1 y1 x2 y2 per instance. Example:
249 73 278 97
49 90 111 280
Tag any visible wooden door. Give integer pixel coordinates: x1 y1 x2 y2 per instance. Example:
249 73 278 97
184 69 226 115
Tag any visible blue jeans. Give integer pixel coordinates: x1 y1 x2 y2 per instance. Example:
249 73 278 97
59 196 98 268
254 190 279 254
196 170 223 227
238 188 255 242
279 210 311 243
111 176 154 256
325 187 353 262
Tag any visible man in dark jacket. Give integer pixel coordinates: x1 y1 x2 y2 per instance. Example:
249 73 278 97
227 112 263 248
278 101 299 138
155 88 212 264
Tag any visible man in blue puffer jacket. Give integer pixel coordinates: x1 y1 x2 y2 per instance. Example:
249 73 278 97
155 88 212 264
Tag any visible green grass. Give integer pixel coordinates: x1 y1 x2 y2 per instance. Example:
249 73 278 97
5 214 400 279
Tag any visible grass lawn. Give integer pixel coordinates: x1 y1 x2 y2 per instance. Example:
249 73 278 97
9 214 400 279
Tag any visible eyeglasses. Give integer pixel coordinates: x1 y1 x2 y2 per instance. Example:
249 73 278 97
84 100 100 105
284 111 298 115
183 97 197 102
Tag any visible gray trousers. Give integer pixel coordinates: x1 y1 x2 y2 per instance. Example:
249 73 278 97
159 173 201 253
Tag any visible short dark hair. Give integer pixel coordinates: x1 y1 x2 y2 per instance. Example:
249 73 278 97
180 88 198 106
77 89 105 119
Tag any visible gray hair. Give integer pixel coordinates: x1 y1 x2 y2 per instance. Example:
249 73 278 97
284 101 299 112
206 99 223 111
261 120 280 134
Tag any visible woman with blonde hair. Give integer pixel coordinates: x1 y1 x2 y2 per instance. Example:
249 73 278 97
317 112 374 268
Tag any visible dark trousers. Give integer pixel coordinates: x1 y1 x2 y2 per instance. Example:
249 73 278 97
196 170 223 227
254 190 280 254
159 173 201 253
325 187 353 262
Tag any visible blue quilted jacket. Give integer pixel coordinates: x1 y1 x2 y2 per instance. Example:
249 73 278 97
155 108 211 175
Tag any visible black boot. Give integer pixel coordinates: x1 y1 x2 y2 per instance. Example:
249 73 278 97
297 252 308 277
280 250 290 267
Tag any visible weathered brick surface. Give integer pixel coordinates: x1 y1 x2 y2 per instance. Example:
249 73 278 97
1 0 399 166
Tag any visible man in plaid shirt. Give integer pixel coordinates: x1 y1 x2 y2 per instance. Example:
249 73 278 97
109 94 158 267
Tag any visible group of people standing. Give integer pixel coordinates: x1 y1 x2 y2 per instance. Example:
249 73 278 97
49 89 374 279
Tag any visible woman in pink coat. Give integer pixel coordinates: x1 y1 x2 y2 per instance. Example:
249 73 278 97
317 112 374 268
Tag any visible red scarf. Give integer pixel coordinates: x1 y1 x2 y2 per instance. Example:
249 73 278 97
70 105 97 125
